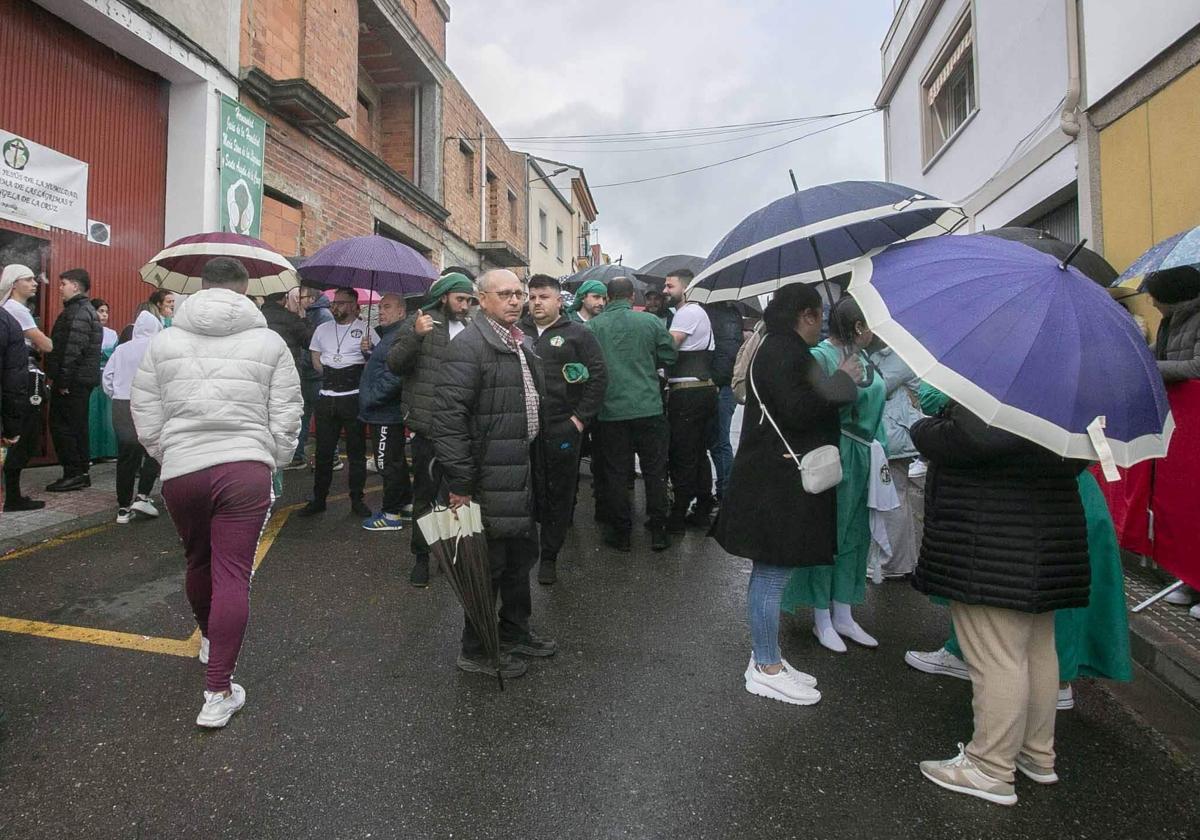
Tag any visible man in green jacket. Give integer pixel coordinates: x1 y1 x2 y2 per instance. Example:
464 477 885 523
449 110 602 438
587 277 677 552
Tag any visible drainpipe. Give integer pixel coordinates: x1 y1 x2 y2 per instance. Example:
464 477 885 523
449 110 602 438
1061 0 1082 137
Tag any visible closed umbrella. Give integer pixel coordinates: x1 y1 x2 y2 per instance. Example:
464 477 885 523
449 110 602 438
689 180 966 303
980 228 1117 287
847 234 1172 467
139 232 298 296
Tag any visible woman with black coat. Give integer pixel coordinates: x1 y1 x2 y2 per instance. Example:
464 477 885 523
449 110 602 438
712 284 859 706
911 400 1089 806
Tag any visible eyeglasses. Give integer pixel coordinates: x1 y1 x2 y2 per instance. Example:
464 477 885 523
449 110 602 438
482 289 528 302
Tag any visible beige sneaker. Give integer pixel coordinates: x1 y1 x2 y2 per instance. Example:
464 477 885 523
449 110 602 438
919 743 1018 806
1015 753 1059 784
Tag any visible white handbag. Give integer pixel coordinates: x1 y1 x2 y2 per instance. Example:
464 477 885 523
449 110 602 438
749 340 843 494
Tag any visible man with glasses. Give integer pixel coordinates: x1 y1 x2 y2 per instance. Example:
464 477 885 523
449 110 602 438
431 269 553 679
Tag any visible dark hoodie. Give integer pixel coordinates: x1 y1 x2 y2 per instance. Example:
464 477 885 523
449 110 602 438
517 312 608 425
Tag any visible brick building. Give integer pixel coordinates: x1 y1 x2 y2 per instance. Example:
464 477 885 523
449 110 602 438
240 0 528 275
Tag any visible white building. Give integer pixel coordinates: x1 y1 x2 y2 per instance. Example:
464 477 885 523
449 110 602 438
523 155 599 279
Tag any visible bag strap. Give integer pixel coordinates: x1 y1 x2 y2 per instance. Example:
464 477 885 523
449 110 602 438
749 336 802 469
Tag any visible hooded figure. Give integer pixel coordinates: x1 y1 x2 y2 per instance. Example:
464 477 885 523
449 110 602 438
103 311 162 401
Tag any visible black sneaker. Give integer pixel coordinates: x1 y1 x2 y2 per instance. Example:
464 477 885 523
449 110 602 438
503 630 558 658
296 500 326 517
409 556 430 588
350 497 371 518
46 475 87 493
456 651 528 678
602 526 631 553
4 495 46 512
651 526 671 552
537 559 557 585
282 457 308 472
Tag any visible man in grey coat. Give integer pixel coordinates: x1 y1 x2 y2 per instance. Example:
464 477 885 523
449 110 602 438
431 269 554 679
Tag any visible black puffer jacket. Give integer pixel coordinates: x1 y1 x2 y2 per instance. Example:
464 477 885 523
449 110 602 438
911 403 1090 613
705 302 744 387
1 308 29 439
517 313 607 424
430 318 545 539
46 293 102 388
387 312 468 436
261 300 312 367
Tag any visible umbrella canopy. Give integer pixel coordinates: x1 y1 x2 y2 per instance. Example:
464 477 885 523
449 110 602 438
355 288 382 305
298 235 437 297
689 180 966 303
563 262 651 303
636 254 705 291
1112 225 1200 296
139 232 298 296
980 228 1117 287
847 234 1172 467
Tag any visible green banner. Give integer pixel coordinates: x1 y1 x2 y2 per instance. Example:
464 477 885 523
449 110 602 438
218 94 266 238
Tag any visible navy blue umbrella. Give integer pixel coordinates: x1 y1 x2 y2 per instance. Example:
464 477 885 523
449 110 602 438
688 181 966 303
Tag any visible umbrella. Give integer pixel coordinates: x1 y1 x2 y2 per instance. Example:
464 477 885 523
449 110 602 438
417 503 504 690
636 254 706 291
139 232 298 296
355 288 381 305
688 180 966 303
1111 225 1200 298
980 228 1117 287
847 234 1172 467
563 262 651 303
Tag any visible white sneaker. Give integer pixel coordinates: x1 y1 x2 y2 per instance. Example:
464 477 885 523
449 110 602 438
813 624 847 653
332 458 345 472
919 743 1017 806
1190 603 1200 621
131 495 159 518
905 647 970 680
745 655 817 688
833 619 879 648
1163 584 1195 605
745 664 821 706
1015 753 1059 785
1057 684 1075 711
115 508 132 525
196 683 245 728
198 635 210 665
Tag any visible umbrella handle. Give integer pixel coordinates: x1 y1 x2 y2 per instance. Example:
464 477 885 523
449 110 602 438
1059 239 1088 271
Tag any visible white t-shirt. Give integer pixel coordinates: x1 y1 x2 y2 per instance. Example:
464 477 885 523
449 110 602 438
668 303 715 382
4 299 36 347
310 318 369 396
448 319 466 340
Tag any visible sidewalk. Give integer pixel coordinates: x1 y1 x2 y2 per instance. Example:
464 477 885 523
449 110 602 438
1122 557 1200 711
1 462 122 555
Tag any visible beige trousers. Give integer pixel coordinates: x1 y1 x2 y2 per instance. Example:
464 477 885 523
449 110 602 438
950 601 1058 783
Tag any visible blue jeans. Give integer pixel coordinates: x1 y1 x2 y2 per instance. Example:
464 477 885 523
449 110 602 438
708 385 736 499
747 562 792 666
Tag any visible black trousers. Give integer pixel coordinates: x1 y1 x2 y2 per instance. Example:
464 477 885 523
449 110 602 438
312 394 366 502
112 399 160 508
667 386 718 516
2 384 44 497
409 433 441 558
49 386 92 477
595 415 670 533
540 418 583 563
461 532 538 657
375 423 412 515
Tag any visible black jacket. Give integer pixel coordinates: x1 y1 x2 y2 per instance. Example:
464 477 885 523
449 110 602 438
387 312 468 436
911 403 1090 613
430 318 545 539
46 293 102 388
358 320 405 426
1 308 29 439
261 300 312 367
705 302 744 387
711 329 856 566
517 313 608 425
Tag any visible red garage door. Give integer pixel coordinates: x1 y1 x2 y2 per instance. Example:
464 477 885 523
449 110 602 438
0 0 169 332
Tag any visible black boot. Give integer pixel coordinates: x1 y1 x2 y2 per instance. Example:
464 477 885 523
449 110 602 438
537 557 558 585
409 555 430 588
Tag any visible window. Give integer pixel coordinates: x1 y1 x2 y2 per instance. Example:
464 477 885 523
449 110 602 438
556 226 564 262
459 138 475 196
922 16 976 163
538 208 548 247
508 189 519 236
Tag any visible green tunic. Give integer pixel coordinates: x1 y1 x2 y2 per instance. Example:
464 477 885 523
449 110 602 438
88 343 118 460
782 340 887 611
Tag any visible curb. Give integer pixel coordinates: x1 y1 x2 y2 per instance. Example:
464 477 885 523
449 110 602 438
0 509 117 559
1127 608 1200 710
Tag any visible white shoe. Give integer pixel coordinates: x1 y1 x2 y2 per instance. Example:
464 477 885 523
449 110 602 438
1190 603 1200 620
198 636 210 665
332 458 345 472
1015 753 1059 785
115 508 132 525
196 683 245 728
833 619 879 648
919 743 1018 806
905 647 970 680
746 655 817 688
813 624 847 653
1163 584 1195 605
1057 684 1075 711
131 495 159 518
745 664 821 706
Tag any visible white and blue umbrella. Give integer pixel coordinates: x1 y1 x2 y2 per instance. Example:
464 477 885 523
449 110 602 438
848 235 1172 467
688 181 965 303
1111 224 1200 296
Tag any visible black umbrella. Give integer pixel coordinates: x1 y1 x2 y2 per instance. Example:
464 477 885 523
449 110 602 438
979 227 1117 287
563 263 652 302
636 254 706 292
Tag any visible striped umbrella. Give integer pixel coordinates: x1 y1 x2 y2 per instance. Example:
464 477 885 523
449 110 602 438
139 232 298 296
688 181 966 303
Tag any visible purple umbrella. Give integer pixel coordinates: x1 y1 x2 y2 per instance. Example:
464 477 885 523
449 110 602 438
298 235 437 298
847 234 1172 467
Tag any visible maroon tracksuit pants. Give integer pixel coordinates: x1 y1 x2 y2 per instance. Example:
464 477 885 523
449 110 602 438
162 461 273 692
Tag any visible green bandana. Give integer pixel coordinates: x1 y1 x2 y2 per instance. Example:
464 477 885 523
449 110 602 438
421 272 476 311
569 279 607 312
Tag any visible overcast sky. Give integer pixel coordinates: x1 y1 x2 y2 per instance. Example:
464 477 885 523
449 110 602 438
446 0 896 270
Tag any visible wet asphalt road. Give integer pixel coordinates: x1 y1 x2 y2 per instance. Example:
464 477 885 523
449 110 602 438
0 468 1196 840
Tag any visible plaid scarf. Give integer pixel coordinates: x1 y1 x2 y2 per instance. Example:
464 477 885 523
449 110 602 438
487 316 540 441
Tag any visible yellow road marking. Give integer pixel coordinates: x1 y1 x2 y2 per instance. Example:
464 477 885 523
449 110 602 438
1 523 114 563
0 488 377 656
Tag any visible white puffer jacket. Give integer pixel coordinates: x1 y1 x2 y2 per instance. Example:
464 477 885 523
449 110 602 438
131 288 302 481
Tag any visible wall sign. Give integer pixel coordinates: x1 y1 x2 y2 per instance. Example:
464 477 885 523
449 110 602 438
218 95 266 238
0 129 88 234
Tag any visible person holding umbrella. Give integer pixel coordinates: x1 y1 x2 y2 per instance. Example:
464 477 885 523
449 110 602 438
568 279 607 323
781 297 887 652
358 292 412 531
431 269 554 679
